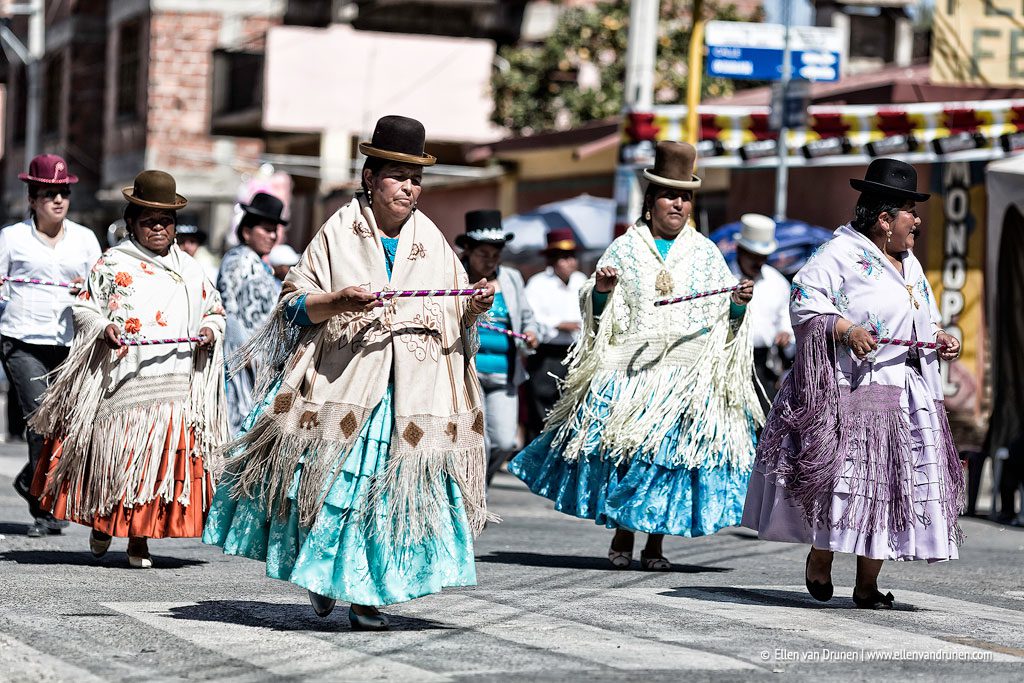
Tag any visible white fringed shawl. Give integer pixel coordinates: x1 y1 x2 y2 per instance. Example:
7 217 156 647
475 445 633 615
223 196 489 542
30 239 228 518
546 224 763 470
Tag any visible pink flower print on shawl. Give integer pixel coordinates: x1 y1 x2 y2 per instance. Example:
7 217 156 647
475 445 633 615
854 248 884 280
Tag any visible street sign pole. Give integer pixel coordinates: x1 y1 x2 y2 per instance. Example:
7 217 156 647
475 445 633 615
774 2 792 222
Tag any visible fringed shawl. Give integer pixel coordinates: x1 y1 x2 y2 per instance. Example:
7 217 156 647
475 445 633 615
223 196 489 542
30 239 228 519
545 223 762 469
757 226 964 542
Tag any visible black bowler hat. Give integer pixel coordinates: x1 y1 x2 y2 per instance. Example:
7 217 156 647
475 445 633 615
850 158 930 201
456 210 513 248
239 192 289 225
359 115 437 166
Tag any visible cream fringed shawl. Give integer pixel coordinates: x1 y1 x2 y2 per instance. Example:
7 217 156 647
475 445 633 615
30 240 228 518
225 196 489 542
546 224 763 470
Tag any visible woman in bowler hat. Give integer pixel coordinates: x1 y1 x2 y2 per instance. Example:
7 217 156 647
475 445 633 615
217 192 288 434
743 158 964 609
457 210 539 484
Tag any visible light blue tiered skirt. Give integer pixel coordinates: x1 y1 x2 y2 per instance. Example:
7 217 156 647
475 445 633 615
508 381 753 537
203 385 476 606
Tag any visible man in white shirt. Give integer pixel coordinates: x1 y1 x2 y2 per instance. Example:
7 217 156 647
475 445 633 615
524 228 587 439
0 154 101 537
729 214 793 409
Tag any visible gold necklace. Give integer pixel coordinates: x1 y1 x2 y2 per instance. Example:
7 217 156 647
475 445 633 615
905 284 919 309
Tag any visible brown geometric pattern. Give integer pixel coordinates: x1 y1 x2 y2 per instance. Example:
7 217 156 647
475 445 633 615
403 422 425 447
299 410 320 429
471 411 485 435
339 411 359 438
445 421 458 442
273 392 295 414
352 219 372 238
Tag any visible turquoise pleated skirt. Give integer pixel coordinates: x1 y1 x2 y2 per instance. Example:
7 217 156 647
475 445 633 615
508 380 753 537
203 384 477 606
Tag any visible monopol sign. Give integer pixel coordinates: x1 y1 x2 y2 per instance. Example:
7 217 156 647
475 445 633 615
705 20 843 82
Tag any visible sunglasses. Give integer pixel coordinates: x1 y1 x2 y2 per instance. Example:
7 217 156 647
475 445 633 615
31 187 71 200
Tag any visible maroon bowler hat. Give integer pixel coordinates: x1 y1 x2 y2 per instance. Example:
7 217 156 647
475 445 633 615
541 228 579 255
18 154 79 185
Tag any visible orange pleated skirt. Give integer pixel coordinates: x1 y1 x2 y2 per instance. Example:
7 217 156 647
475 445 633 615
31 424 213 539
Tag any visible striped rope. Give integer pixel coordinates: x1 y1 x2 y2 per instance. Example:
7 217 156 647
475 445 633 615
654 285 739 307
2 275 75 288
874 336 947 350
477 321 529 341
374 288 483 299
119 335 206 347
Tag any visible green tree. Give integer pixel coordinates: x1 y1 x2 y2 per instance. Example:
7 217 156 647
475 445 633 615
492 1 763 135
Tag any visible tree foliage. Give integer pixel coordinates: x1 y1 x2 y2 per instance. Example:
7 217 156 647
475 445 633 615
492 1 763 135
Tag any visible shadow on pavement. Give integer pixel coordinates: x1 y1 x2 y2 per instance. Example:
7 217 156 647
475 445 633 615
168 600 454 632
659 586 923 612
0 550 206 569
0 522 31 535
478 551 732 573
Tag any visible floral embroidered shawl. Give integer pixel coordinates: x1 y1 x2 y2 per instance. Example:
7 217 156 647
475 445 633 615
30 238 228 518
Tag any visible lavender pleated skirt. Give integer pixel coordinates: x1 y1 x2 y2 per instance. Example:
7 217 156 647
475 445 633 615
742 366 960 562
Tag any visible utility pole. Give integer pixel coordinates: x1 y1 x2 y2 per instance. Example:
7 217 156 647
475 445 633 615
774 0 792 222
685 0 704 147
1 0 46 163
623 0 658 112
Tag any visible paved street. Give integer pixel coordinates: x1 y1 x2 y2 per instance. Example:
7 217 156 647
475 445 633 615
0 441 1021 682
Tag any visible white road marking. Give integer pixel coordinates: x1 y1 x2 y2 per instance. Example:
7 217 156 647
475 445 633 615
0 632 107 683
100 601 451 682
396 594 758 671
620 585 1023 662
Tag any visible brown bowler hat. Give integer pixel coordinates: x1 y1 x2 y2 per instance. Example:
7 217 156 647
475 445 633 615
642 141 702 190
358 115 437 166
122 170 188 210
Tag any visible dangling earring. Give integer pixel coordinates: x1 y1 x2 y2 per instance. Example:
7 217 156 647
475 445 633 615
366 189 373 206
644 210 651 222
886 229 892 243
411 202 418 213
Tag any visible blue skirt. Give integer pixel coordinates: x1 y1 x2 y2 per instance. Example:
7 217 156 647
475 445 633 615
203 385 476 606
508 381 753 537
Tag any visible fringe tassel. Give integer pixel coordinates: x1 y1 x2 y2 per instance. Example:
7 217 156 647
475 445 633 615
44 403 202 519
934 401 966 545
545 282 762 470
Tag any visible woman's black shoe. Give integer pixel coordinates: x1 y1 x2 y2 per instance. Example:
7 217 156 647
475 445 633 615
805 553 834 602
853 589 895 609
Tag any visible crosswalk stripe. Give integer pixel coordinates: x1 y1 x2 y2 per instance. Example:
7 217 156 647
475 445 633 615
395 594 758 671
100 601 451 682
619 586 1023 662
0 632 107 683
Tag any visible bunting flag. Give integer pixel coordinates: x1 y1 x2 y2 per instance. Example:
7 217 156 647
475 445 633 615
622 99 1024 168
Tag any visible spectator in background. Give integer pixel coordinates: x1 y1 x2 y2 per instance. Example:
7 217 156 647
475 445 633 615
175 224 220 281
730 214 794 409
268 243 300 281
0 154 101 537
217 192 286 434
523 229 586 440
457 210 540 484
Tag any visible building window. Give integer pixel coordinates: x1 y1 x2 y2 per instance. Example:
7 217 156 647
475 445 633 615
43 54 63 135
117 19 142 118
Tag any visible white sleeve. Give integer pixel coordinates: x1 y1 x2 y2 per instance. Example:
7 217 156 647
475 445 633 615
525 276 558 343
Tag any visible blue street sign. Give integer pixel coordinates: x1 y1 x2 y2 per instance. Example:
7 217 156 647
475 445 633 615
707 46 840 82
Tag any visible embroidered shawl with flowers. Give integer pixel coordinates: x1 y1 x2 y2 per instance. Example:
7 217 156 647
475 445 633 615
30 239 228 519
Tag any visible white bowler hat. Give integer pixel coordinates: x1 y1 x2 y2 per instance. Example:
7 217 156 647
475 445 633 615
269 244 300 267
735 213 778 256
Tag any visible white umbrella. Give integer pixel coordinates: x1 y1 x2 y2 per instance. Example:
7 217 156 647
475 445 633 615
504 194 617 254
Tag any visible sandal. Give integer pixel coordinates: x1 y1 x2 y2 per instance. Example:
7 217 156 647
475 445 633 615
639 551 671 571
607 546 633 570
852 589 895 610
90 530 112 558
804 552 833 602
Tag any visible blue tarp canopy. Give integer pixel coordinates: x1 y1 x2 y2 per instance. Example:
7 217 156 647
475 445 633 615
710 220 835 277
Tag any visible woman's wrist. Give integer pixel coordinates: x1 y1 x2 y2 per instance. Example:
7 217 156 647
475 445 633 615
839 323 860 347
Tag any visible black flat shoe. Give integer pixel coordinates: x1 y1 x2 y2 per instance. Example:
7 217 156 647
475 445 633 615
805 553 834 602
853 589 895 609
348 606 390 631
308 590 336 618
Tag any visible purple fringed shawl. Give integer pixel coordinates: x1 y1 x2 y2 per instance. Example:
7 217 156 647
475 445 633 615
758 314 965 544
